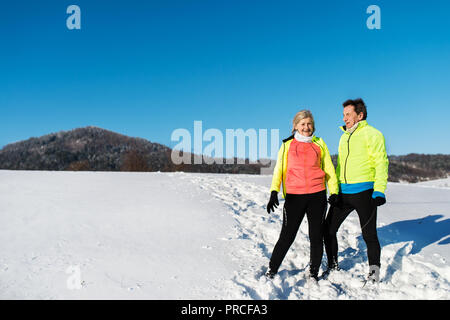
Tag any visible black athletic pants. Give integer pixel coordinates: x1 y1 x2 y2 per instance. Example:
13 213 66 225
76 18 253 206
323 189 381 267
269 190 327 273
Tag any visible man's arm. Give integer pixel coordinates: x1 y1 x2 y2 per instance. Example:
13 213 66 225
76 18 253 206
369 130 389 196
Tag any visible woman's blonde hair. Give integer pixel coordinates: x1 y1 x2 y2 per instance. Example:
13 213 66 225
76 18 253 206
292 110 315 134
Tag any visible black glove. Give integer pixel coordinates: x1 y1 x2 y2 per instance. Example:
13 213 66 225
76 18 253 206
328 194 339 206
372 196 386 206
267 191 279 214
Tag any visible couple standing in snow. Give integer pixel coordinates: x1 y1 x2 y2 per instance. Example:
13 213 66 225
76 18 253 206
265 98 389 283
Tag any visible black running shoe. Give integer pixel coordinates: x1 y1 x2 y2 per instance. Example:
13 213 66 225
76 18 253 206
327 259 340 272
309 268 319 282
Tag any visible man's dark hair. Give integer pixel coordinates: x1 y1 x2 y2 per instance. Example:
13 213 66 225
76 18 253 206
343 98 367 120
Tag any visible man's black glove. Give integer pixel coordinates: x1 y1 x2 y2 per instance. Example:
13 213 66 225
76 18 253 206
372 192 386 206
328 194 339 206
267 191 279 214
372 196 386 206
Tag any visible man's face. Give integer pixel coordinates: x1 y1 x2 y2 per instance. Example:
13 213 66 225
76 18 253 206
343 105 364 129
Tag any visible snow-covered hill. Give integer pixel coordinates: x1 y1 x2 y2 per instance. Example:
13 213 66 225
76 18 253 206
0 170 449 299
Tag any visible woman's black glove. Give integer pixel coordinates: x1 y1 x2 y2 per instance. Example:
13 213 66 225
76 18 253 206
267 191 279 214
328 194 339 206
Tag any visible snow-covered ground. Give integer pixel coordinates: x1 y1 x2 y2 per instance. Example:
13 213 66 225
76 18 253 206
0 170 449 299
415 176 450 189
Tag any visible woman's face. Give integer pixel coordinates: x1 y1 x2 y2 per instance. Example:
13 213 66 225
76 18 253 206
295 117 314 137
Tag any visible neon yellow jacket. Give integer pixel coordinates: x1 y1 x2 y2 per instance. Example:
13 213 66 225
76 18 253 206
336 120 389 194
270 135 339 198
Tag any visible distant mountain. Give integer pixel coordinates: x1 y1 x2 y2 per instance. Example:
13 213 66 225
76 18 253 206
0 127 448 182
387 154 450 183
0 126 265 174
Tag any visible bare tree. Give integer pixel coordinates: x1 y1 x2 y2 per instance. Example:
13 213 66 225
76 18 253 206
121 149 150 172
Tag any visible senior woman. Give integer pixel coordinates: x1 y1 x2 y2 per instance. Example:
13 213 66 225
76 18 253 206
265 110 339 281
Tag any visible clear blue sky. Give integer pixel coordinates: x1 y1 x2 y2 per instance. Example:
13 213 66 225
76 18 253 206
1 0 449 157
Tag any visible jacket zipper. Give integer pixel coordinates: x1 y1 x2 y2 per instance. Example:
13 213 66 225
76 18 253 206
343 132 354 184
